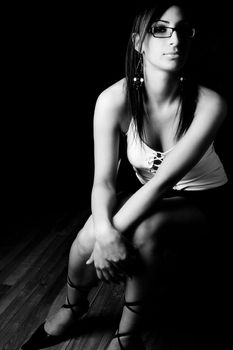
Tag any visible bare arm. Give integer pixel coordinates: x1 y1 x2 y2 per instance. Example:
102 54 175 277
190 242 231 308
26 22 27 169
91 87 123 234
113 88 227 232
86 82 133 281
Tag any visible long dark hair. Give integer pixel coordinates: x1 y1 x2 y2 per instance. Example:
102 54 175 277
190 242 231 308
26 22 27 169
125 0 198 141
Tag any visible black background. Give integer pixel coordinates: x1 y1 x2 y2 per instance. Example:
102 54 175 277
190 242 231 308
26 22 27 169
3 1 232 225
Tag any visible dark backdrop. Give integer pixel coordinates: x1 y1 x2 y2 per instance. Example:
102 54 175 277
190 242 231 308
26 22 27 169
3 1 232 226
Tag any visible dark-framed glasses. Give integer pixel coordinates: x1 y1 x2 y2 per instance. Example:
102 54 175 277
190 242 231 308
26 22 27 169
148 21 195 39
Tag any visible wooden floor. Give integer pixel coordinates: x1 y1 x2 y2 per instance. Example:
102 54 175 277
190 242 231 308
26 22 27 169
1 207 232 350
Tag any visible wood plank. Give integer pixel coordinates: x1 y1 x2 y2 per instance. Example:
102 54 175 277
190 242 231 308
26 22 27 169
0 210 93 349
0 231 68 316
0 209 88 315
0 249 69 348
0 232 72 330
0 228 40 276
3 230 55 287
0 284 11 300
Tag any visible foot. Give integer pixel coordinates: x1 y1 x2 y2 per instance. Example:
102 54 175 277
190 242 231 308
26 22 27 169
21 276 91 349
21 302 89 349
44 302 88 336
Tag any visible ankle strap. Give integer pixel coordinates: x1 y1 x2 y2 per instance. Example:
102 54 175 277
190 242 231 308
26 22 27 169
62 295 89 318
113 328 143 350
124 299 143 315
67 276 90 294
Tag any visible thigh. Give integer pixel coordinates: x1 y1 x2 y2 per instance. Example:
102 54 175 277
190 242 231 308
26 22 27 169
129 196 210 275
157 195 208 228
131 195 209 244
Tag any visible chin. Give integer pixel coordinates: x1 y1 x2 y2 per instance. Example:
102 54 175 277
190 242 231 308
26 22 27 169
164 60 186 72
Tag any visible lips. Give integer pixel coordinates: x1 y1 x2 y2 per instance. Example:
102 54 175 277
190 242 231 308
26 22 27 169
164 51 181 56
163 51 182 60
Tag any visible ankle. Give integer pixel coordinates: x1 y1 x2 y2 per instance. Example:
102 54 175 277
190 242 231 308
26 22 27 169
111 334 132 348
110 330 143 350
44 307 75 335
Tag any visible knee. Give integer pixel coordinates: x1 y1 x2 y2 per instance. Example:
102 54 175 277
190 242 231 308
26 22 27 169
72 224 95 255
133 213 168 252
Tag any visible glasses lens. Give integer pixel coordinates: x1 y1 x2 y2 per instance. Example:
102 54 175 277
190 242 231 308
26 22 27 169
177 23 195 38
151 24 172 38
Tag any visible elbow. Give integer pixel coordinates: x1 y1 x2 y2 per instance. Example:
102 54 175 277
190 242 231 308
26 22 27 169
92 178 116 193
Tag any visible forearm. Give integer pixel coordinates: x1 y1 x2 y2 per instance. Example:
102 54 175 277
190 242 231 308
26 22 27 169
113 179 167 232
112 143 194 232
91 181 117 235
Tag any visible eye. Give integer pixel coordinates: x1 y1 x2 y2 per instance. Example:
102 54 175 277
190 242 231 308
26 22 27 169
153 25 168 34
177 23 195 37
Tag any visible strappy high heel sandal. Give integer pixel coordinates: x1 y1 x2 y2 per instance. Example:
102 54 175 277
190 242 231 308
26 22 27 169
111 300 145 350
21 276 90 350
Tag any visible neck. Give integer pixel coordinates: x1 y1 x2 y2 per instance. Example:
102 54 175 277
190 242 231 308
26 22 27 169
144 68 181 106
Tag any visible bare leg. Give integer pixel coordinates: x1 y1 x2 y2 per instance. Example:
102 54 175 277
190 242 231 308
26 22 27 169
107 232 158 349
45 216 99 335
43 193 134 337
107 197 207 349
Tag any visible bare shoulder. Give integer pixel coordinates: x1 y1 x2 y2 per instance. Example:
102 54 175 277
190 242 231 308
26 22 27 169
197 85 228 121
94 78 129 131
95 78 127 113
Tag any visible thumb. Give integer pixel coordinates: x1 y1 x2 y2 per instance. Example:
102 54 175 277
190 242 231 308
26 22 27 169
86 252 94 265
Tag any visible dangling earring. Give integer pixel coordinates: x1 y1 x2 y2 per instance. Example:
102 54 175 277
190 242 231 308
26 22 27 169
132 54 144 89
179 75 185 93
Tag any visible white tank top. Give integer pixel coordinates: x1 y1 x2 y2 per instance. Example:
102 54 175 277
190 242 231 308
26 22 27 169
126 118 228 191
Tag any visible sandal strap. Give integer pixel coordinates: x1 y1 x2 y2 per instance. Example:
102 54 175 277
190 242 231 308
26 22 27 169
113 329 134 350
113 328 142 350
62 296 89 318
113 330 137 339
124 299 143 315
63 276 90 318
67 275 90 294
111 300 144 349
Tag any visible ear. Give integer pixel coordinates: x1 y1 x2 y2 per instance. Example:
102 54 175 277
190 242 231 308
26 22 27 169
131 32 142 53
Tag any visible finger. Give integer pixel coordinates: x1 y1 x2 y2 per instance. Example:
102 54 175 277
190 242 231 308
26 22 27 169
86 253 94 265
95 267 103 280
101 269 111 283
106 262 128 282
95 263 122 283
101 264 122 283
106 259 124 273
96 267 110 283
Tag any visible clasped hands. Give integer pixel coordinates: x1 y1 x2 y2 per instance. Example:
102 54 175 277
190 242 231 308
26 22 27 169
86 227 137 283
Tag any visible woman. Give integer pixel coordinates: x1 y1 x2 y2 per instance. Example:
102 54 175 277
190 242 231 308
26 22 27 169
22 1 229 349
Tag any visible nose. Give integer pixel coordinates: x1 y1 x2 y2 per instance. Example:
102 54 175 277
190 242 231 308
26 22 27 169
169 30 179 45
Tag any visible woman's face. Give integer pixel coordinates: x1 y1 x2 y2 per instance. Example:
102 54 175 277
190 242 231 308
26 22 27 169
142 5 193 73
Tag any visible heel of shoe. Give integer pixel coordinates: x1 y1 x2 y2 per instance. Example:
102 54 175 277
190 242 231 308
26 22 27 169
21 276 91 350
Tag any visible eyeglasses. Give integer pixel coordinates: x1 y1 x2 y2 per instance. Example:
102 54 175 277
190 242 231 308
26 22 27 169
148 21 195 39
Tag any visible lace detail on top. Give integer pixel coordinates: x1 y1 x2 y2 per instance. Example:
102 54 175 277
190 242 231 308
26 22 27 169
126 118 228 190
145 146 174 173
126 118 174 175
